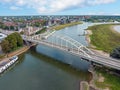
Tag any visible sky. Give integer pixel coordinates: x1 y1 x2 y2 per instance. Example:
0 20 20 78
0 0 120 16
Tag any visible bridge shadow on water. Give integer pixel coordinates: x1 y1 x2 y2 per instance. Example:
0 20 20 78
25 45 92 82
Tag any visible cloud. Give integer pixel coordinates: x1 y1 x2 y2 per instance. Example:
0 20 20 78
0 0 116 13
87 0 115 5
0 0 12 3
10 6 21 10
112 13 120 15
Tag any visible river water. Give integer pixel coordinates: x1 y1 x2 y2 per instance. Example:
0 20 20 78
0 22 96 90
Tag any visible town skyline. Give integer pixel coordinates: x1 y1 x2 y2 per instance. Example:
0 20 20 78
0 0 120 16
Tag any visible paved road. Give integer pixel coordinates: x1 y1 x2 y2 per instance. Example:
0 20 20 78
1 29 120 70
23 36 120 70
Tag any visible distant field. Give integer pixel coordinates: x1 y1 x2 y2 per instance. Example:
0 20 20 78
52 22 82 30
87 24 120 53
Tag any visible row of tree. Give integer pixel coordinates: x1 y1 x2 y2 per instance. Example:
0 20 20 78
1 32 23 53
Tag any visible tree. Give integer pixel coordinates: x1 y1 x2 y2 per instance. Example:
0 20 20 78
1 32 23 53
13 32 23 46
41 20 47 26
1 40 11 53
6 34 17 50
34 22 41 27
110 47 120 59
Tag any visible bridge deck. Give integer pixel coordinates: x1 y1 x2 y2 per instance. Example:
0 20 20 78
1 28 119 71
24 37 120 70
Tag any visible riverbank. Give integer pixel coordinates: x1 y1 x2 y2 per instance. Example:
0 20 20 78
87 24 120 53
80 81 89 90
52 22 82 30
93 68 120 90
0 45 31 74
7 46 30 57
0 45 32 67
86 24 120 90
82 66 120 90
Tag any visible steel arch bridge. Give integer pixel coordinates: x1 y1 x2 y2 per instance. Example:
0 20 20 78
23 33 120 70
1 29 120 70
23 33 94 58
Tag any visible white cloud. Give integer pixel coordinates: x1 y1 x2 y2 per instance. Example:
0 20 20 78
0 0 12 3
0 0 116 13
16 0 26 6
10 6 21 10
87 0 115 5
112 13 120 15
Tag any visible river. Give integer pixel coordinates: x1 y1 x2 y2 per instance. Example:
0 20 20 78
0 22 97 90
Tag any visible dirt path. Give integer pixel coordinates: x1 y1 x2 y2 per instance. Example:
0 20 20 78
7 46 30 57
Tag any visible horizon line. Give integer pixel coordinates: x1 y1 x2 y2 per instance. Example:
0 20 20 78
0 15 120 17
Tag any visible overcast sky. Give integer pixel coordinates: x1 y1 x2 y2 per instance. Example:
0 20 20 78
0 0 120 16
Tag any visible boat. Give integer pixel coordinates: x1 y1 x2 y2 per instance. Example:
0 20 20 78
0 56 18 74
9 55 18 61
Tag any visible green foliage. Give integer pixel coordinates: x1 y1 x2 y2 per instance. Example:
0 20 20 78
35 27 46 34
33 22 41 27
6 33 17 49
1 39 11 53
20 31 24 35
87 24 120 53
52 22 82 30
110 46 120 59
13 32 23 46
0 54 5 59
95 69 120 90
1 32 23 53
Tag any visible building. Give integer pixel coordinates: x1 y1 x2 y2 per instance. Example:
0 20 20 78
0 33 7 43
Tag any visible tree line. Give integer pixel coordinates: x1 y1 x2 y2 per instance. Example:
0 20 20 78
1 32 23 53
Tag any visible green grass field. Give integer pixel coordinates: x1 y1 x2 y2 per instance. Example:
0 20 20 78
87 24 120 53
52 22 82 30
35 27 46 34
95 69 120 90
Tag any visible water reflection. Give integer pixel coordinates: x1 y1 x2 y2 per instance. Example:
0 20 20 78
30 46 91 81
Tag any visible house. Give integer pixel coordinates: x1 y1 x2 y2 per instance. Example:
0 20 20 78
0 33 7 43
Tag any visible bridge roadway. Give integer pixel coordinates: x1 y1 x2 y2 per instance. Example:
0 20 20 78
0 29 120 70
23 36 120 70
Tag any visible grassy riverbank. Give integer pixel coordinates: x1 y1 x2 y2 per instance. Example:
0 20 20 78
87 24 120 53
0 46 30 61
52 22 82 30
35 27 46 34
94 69 120 90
